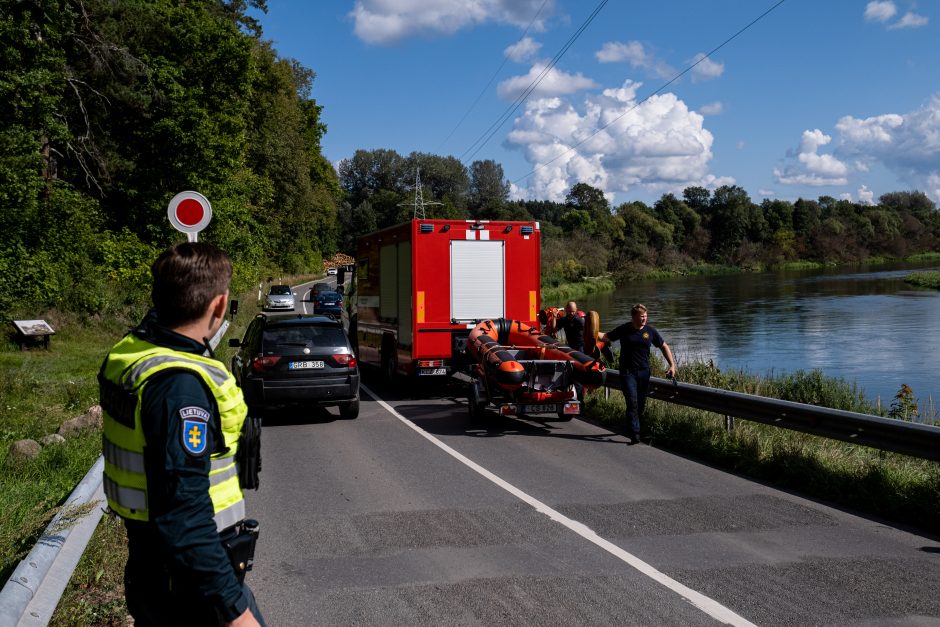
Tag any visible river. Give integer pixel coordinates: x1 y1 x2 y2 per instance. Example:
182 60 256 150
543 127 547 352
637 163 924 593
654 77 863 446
578 261 940 411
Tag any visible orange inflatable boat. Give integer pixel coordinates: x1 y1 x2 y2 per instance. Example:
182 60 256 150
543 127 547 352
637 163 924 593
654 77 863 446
467 318 606 394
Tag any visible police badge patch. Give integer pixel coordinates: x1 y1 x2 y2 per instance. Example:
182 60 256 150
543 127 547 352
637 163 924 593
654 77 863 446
180 406 211 456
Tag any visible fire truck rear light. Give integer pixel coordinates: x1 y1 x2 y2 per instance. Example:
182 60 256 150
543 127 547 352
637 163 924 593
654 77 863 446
418 359 444 368
500 405 517 416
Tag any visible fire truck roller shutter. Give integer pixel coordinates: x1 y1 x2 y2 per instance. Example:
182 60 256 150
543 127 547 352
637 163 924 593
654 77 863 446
451 240 505 322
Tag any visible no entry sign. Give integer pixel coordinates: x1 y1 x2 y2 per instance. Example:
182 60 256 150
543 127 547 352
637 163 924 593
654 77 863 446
167 191 212 241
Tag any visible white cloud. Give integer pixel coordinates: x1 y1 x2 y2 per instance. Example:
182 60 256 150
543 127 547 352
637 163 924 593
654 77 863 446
864 1 897 22
857 185 875 205
350 0 554 45
505 36 541 62
775 96 940 201
775 129 850 186
690 53 724 82
839 192 853 201
699 101 723 116
758 189 775 197
505 79 731 201
888 12 928 29
497 62 598 100
594 40 674 79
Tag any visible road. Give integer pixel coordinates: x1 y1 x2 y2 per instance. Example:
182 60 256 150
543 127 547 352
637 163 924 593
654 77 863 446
243 373 940 626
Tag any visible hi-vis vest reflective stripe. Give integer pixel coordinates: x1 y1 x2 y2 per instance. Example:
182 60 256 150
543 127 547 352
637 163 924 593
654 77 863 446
101 334 247 532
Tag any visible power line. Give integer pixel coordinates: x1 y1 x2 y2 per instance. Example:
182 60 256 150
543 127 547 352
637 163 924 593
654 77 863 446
512 0 788 186
459 0 610 166
435 0 549 153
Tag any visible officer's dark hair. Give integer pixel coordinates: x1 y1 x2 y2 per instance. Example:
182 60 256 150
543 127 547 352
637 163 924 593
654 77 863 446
151 242 232 328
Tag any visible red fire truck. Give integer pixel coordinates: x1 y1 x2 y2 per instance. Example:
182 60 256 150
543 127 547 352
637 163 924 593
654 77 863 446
347 218 541 380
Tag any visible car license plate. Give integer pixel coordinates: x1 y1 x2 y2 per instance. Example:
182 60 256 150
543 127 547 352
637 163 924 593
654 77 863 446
418 368 447 376
323 302 335 306
289 360 324 369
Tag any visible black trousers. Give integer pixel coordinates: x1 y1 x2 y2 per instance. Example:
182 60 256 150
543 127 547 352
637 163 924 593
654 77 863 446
125 569 266 626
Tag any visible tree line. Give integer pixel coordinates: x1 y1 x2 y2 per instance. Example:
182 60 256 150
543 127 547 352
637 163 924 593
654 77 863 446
338 148 940 286
2 0 938 319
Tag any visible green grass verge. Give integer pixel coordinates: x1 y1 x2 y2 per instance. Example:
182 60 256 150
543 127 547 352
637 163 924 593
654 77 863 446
541 276 616 304
905 270 940 290
585 360 940 532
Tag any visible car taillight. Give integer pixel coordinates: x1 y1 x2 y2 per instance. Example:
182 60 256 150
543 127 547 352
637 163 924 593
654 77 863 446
251 355 281 372
330 354 357 368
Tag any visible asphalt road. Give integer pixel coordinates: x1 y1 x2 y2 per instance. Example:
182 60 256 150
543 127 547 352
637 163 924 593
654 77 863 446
243 373 940 626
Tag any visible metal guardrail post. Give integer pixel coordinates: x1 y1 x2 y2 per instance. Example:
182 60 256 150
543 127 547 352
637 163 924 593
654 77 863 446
0 456 105 626
601 370 940 462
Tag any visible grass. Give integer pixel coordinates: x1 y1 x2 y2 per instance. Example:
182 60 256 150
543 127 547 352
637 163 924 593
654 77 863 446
585 358 940 533
541 276 616 304
905 270 940 290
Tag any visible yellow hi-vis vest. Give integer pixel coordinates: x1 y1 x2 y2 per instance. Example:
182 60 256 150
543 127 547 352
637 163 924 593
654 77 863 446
100 334 247 532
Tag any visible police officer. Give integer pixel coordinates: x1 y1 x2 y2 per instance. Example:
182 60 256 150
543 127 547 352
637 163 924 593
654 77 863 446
100 242 264 626
599 303 676 445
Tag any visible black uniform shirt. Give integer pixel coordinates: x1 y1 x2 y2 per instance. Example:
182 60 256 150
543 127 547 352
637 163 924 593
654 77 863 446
605 322 664 372
123 311 249 621
557 313 585 352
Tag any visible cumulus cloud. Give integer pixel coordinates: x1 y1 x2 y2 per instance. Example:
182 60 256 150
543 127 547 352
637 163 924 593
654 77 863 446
775 96 940 200
774 129 850 186
505 80 732 201
857 185 875 205
699 101 723 116
758 189 775 197
505 36 541 62
350 0 554 45
594 40 674 79
690 53 724 82
888 12 928 29
497 62 598 100
864 1 896 22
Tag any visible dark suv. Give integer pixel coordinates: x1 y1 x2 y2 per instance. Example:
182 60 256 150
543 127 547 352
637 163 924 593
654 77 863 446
229 313 360 418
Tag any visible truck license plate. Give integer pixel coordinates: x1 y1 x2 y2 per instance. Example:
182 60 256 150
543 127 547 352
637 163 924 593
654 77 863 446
290 360 324 369
419 368 447 376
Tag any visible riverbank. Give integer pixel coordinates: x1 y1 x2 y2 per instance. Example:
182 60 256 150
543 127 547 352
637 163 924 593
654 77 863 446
906 270 940 290
612 251 940 283
541 276 616 304
585 359 940 533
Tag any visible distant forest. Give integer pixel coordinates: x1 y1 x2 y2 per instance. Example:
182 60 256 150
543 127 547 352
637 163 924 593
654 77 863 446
2 0 938 318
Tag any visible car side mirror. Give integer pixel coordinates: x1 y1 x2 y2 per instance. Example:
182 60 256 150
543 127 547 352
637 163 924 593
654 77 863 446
228 338 241 348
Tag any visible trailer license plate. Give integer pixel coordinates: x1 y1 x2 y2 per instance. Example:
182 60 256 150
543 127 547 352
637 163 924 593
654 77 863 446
521 404 558 414
419 368 447 376
290 360 324 370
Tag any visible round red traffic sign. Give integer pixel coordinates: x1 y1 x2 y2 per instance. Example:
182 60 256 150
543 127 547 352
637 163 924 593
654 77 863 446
167 191 212 237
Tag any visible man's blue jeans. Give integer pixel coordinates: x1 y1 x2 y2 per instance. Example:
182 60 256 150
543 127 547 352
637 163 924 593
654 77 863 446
620 367 651 436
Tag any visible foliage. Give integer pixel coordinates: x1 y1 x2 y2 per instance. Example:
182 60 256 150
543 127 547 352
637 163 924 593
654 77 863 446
906 270 940 290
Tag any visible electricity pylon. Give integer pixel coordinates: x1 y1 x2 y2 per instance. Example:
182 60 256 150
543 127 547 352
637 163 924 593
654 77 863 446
399 168 442 219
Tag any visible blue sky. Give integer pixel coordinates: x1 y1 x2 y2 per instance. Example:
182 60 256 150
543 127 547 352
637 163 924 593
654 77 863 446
255 0 938 206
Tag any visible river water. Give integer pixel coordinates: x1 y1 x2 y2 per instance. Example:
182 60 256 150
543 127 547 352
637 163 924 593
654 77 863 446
578 261 940 409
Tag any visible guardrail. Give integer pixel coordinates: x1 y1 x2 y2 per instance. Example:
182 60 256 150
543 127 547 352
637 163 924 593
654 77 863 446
0 456 104 626
603 370 940 463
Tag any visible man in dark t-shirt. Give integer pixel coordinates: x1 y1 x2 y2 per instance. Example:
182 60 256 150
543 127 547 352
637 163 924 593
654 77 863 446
599 303 676 444
557 301 585 352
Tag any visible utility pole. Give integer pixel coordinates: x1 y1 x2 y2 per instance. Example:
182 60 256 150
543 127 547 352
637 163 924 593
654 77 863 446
399 168 442 219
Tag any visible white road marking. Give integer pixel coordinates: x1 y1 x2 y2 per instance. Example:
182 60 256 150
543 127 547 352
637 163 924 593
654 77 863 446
361 383 757 627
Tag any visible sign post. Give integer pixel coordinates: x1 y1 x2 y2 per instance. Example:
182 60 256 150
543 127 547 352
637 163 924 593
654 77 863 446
167 191 212 242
